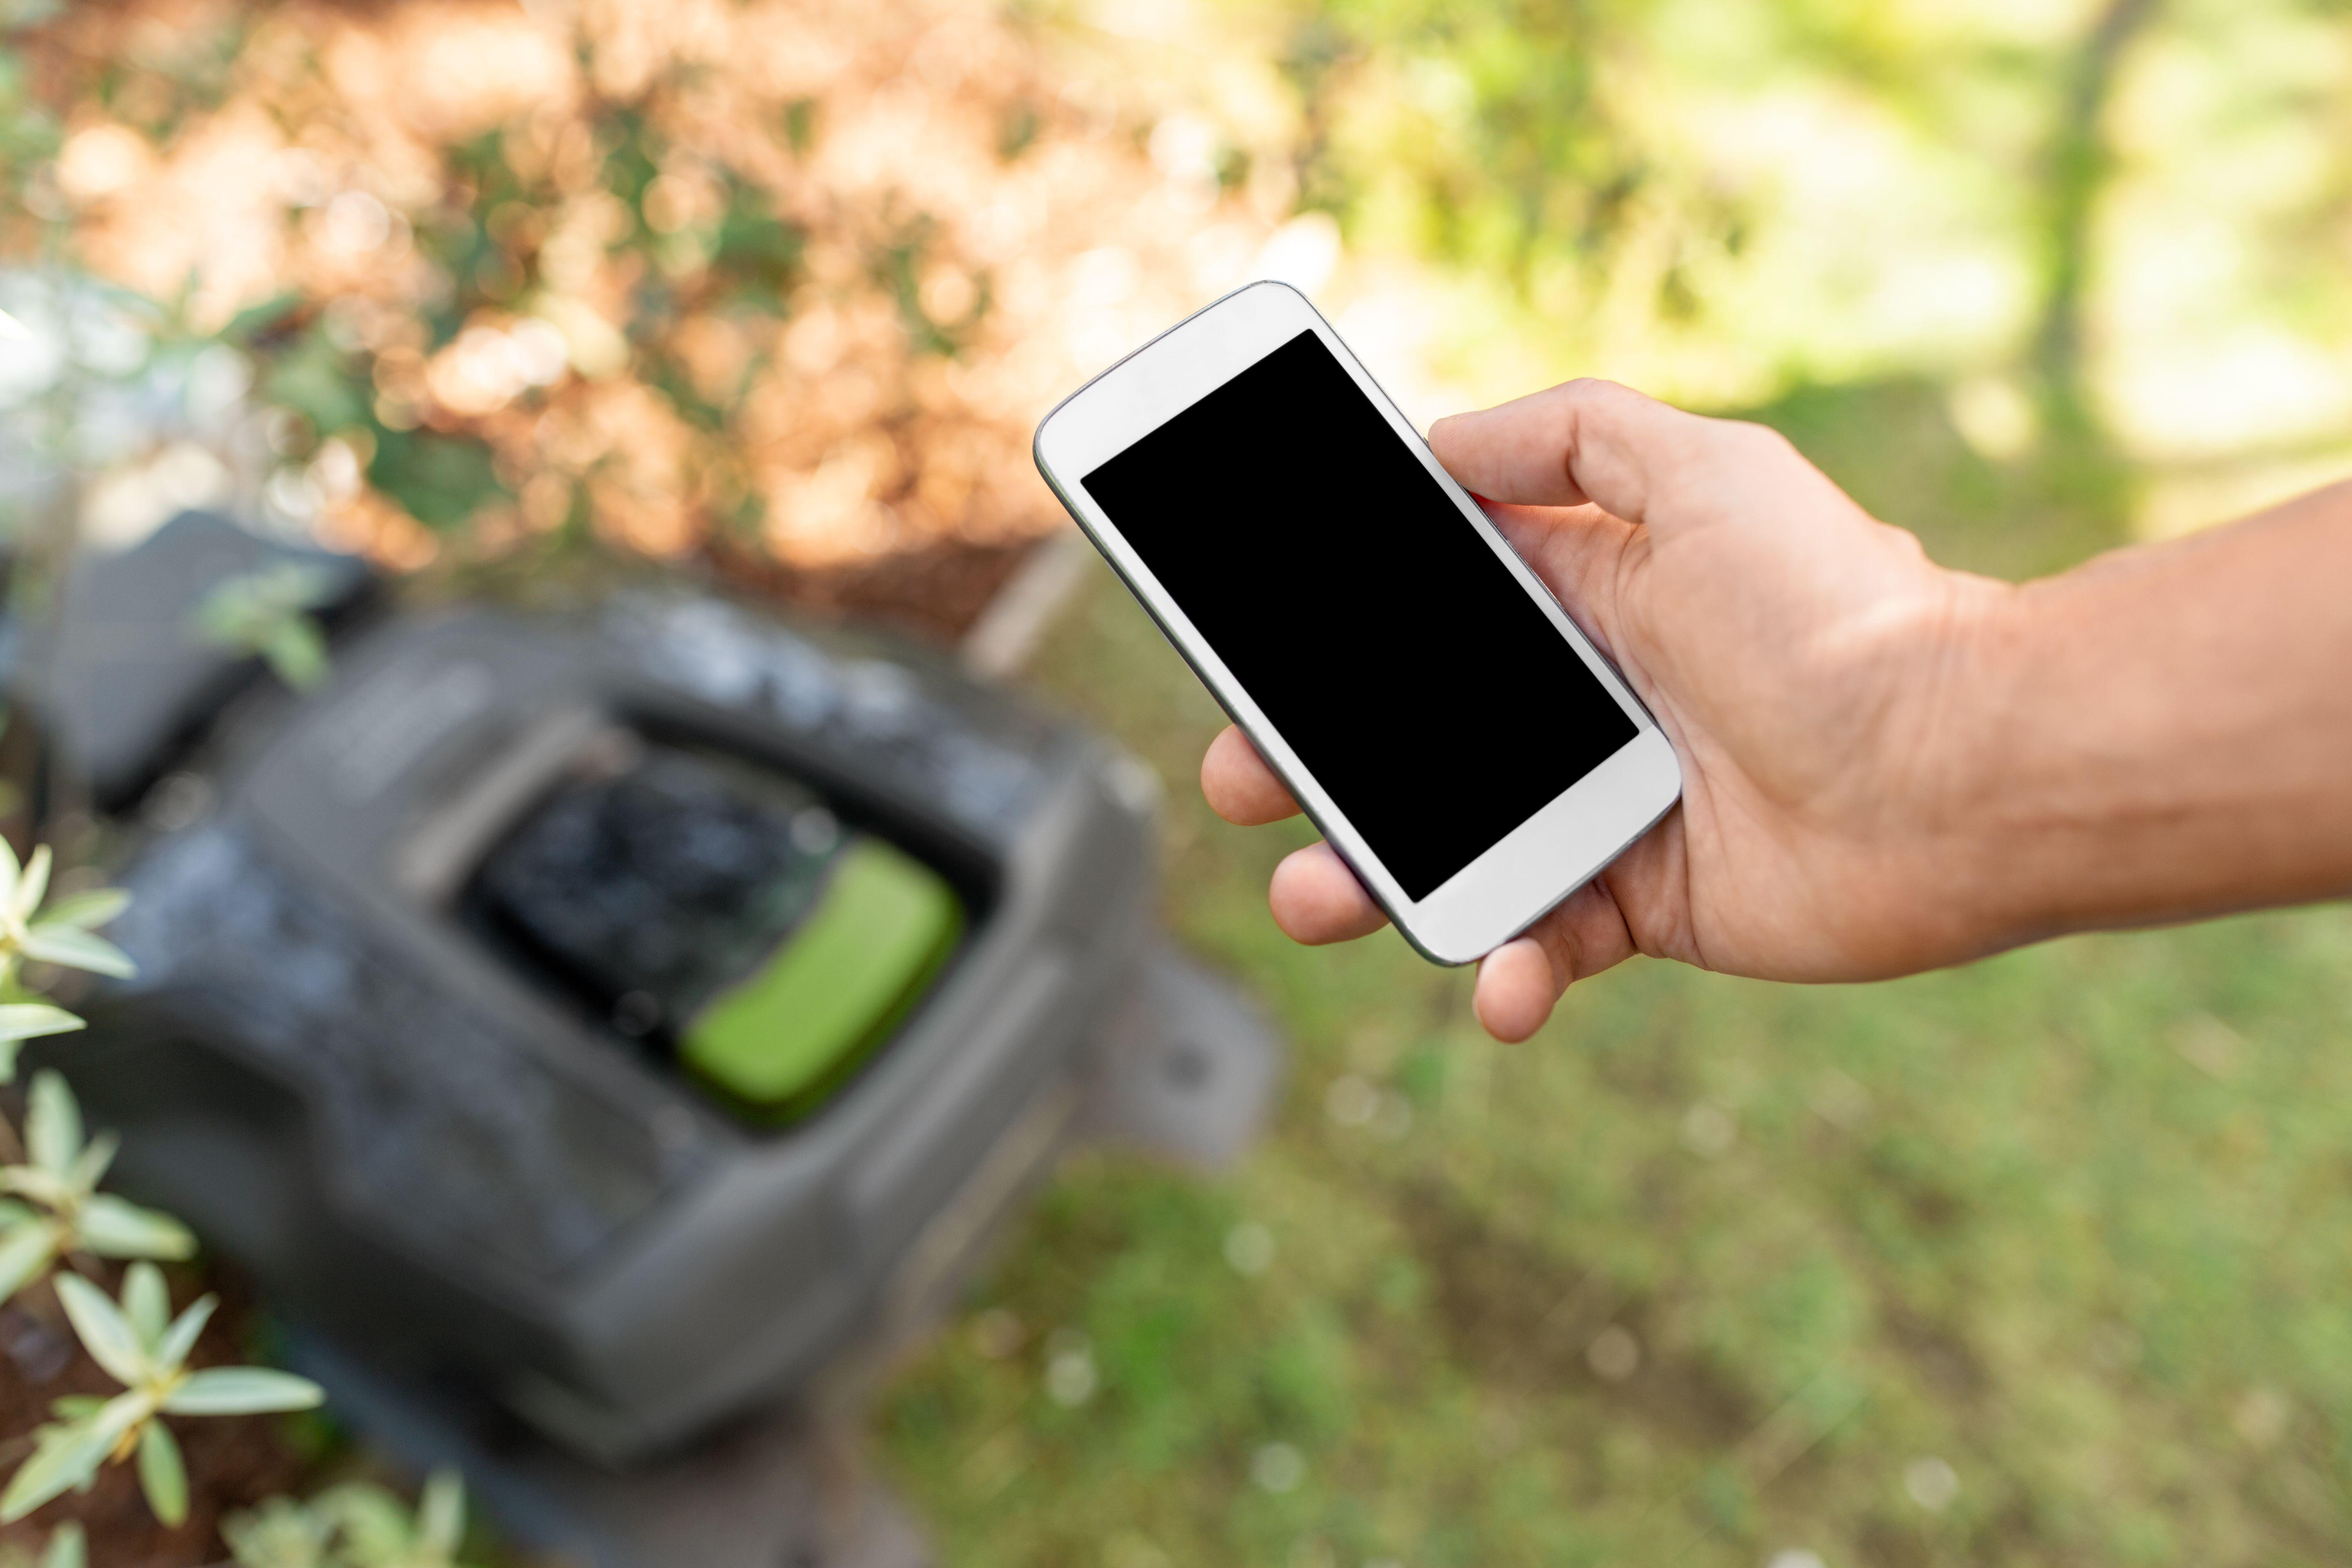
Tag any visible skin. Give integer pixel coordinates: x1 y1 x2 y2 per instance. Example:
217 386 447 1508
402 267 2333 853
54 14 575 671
1199 378 2352 1042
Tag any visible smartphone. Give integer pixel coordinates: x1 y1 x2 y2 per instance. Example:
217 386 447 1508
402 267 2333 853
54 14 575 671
1032 281 1682 964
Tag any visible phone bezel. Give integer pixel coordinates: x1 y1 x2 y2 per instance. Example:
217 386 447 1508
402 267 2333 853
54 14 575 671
1032 280 1682 965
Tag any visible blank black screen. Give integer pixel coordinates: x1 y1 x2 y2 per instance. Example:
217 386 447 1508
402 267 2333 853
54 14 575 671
1082 330 1637 900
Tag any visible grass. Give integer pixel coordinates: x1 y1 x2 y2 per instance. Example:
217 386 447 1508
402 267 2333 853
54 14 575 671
874 392 2352 1567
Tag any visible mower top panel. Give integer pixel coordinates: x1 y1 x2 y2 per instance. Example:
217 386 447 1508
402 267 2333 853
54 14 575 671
468 743 969 1120
467 746 852 1038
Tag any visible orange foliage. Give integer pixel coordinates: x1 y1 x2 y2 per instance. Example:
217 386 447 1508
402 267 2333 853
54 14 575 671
25 0 1279 571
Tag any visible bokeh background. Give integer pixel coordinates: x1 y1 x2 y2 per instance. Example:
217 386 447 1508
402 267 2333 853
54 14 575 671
6 0 2352 1564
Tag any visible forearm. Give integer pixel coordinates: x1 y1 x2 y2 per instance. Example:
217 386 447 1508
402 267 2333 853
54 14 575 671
1953 480 2352 946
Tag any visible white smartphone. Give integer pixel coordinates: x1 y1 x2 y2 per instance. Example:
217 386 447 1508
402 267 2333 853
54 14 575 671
1033 280 1682 964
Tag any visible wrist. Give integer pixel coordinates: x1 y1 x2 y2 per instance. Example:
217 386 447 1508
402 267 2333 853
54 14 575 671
1924 572 2078 955
1919 502 2352 954
1889 569 2056 962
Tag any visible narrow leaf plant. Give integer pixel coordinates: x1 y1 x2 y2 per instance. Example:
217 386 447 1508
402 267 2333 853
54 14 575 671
0 1263 325 1525
0 842 135 1082
0 1071 194 1305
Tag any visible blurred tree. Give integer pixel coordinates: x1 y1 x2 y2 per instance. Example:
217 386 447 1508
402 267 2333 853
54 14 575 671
2036 0 2161 440
1245 0 2282 568
1266 0 1708 312
1284 1 1647 276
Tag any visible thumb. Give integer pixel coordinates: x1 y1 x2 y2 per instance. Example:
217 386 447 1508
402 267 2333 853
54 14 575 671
1473 496 1637 664
1429 377 1776 536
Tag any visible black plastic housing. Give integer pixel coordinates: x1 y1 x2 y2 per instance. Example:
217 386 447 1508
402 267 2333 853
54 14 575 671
26 516 1155 1459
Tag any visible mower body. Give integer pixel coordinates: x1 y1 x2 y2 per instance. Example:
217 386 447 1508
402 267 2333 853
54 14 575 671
32 515 1156 1459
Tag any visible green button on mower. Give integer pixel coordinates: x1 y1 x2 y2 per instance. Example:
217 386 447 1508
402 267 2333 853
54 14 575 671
683 838 963 1121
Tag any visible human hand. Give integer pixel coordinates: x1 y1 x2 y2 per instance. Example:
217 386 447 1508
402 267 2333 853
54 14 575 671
1201 378 2020 1041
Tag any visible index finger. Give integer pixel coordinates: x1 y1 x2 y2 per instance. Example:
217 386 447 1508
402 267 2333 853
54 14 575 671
1428 377 1717 527
1201 724 1301 825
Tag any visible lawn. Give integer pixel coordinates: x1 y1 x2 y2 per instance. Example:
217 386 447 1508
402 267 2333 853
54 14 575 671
875 392 2352 1567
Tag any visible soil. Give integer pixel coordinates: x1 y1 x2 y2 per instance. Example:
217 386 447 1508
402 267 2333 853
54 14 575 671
423 531 1047 653
0 1263 312 1566
704 535 1041 646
